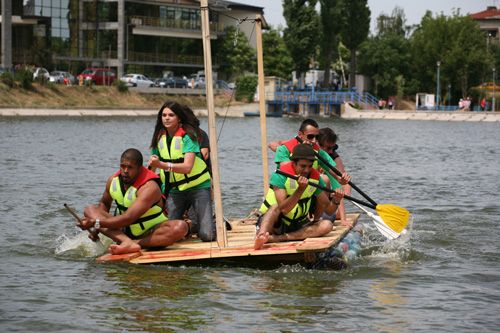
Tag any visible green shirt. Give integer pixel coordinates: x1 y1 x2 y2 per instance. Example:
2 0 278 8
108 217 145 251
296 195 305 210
274 144 341 189
151 134 211 193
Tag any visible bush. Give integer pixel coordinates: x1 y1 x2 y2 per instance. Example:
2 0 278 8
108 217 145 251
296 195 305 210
0 71 15 88
114 79 128 93
15 68 33 90
235 75 258 102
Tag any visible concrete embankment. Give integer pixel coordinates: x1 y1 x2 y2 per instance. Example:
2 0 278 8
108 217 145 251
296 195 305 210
342 103 500 122
0 103 255 118
2 102 500 122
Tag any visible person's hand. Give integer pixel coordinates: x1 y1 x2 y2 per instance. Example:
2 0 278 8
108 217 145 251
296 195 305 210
339 172 351 185
296 175 309 192
148 155 160 169
78 217 95 230
330 188 344 204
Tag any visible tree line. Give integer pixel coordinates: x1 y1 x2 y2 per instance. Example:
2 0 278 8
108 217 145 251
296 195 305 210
216 1 498 104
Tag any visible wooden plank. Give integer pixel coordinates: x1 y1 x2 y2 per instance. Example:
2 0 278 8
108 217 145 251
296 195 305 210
97 213 361 265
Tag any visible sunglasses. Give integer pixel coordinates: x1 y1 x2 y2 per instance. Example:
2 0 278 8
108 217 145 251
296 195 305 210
306 134 320 140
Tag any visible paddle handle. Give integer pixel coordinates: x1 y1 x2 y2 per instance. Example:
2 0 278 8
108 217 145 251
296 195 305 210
64 203 99 238
275 170 376 210
295 136 379 207
64 203 83 223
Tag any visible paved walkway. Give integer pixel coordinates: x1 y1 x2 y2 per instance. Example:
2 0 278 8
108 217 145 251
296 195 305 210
2 103 500 122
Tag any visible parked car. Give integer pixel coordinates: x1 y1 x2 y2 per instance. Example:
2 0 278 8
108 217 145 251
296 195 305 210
164 76 188 88
49 71 76 85
120 73 154 87
77 68 116 85
33 67 50 81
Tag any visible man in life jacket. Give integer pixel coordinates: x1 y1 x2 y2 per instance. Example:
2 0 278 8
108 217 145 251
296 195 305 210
254 144 344 250
268 119 351 224
78 148 188 255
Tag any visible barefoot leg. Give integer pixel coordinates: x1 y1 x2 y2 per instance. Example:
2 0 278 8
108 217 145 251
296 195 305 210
109 240 141 255
254 232 269 250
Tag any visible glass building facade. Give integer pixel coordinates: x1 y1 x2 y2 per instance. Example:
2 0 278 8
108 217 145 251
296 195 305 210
2 0 262 77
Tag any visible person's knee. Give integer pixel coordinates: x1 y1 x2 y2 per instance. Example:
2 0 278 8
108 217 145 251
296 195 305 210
318 219 334 235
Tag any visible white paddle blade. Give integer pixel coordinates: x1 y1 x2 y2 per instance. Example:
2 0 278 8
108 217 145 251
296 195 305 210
350 201 399 240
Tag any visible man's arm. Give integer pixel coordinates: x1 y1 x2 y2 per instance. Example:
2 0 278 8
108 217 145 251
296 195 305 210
83 181 162 230
274 176 308 215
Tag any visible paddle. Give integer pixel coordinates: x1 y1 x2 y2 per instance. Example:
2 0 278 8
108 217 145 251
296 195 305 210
63 203 100 242
275 169 410 236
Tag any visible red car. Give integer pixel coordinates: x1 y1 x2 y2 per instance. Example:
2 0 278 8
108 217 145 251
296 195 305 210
77 68 116 85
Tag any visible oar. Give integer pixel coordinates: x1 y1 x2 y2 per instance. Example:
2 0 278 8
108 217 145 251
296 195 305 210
275 170 410 236
349 201 400 240
64 203 100 242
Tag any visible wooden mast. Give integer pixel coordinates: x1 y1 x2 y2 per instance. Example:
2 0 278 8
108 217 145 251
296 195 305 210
255 14 269 194
200 0 227 247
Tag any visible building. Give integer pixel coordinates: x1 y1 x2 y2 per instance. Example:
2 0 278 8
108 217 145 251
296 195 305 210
1 0 265 78
470 6 500 44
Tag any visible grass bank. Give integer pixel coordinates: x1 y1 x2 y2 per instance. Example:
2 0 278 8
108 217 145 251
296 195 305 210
0 83 237 109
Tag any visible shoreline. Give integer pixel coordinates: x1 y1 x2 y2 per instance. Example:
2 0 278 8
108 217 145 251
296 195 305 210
1 103 500 122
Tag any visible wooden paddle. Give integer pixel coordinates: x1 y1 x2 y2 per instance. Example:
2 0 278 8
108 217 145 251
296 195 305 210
63 203 100 242
275 170 410 236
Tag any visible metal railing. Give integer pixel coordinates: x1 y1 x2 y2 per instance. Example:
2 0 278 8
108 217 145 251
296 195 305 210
127 51 205 66
129 15 223 33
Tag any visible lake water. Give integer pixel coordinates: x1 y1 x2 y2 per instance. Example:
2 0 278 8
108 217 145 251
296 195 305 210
1 115 499 332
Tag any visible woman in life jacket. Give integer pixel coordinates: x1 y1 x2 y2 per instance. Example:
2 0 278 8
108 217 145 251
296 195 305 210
148 102 215 242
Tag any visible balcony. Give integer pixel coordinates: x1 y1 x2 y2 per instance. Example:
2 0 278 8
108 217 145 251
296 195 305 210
129 15 224 35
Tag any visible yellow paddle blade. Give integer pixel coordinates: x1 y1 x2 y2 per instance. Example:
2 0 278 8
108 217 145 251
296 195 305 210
375 204 411 234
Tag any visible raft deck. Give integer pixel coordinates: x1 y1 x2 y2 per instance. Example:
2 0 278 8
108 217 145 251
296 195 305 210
97 213 360 266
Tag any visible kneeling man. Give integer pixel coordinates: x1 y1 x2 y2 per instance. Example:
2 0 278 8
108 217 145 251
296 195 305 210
254 144 344 250
79 148 188 254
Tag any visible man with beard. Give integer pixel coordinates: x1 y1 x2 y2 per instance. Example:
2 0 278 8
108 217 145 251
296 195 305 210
78 148 188 254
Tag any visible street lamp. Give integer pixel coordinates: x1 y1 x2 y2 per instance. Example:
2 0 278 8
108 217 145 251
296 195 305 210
493 68 496 112
436 61 441 110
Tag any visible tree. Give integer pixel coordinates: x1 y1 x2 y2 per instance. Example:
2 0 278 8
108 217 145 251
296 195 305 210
215 26 256 80
283 0 320 86
262 27 293 79
376 6 407 37
409 12 491 100
319 0 344 87
339 0 370 89
358 33 411 98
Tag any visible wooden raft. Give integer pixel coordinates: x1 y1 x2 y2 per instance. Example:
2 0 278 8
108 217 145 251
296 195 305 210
97 213 360 266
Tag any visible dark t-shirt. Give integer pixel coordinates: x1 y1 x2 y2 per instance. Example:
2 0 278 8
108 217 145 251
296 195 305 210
200 129 211 171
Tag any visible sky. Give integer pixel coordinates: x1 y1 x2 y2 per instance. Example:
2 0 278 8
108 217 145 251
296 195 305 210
235 0 497 33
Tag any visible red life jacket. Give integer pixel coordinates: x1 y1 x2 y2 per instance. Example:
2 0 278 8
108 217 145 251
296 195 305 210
283 136 320 156
279 161 320 181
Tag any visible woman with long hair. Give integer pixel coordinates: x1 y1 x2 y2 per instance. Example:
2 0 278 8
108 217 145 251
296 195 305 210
148 101 215 241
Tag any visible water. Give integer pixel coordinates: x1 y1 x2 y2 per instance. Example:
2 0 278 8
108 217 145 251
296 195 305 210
1 116 499 332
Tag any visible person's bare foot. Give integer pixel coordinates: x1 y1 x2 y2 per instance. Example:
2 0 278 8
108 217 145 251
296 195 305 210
340 219 353 227
254 232 269 250
109 241 141 255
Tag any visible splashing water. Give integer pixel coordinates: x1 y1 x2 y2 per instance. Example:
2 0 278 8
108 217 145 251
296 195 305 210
54 231 111 257
363 215 415 261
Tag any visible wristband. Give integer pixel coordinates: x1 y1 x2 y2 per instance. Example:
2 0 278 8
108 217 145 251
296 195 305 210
94 218 100 230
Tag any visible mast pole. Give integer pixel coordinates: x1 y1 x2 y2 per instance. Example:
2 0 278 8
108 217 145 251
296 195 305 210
200 0 227 247
255 14 269 194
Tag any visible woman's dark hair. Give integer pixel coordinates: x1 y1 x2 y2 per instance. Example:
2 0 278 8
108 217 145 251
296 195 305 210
318 127 338 145
150 101 202 148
